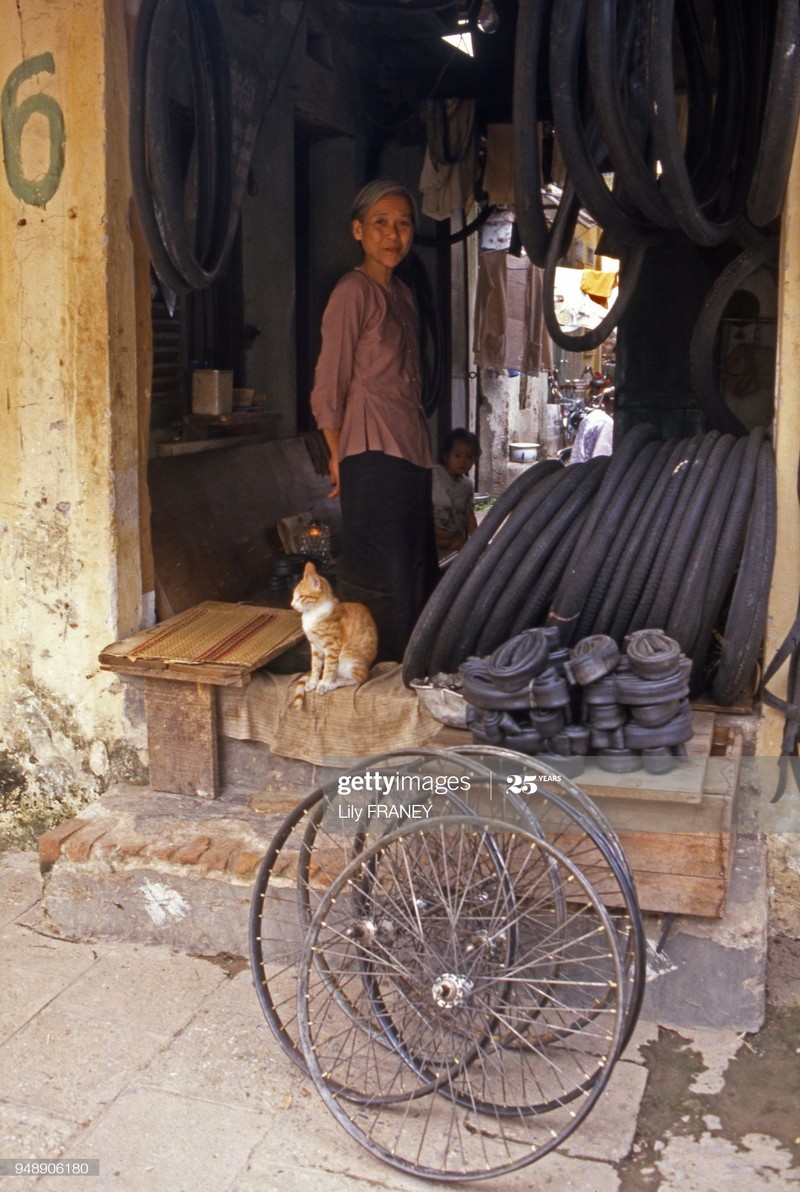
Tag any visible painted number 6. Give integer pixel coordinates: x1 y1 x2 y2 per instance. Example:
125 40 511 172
2 53 65 206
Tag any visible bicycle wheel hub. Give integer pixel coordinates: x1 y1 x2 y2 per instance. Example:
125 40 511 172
432 972 473 1009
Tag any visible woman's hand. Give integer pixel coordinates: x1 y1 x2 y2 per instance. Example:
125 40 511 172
327 456 341 498
321 428 341 498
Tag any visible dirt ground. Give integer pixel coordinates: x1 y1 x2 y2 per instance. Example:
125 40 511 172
620 934 800 1190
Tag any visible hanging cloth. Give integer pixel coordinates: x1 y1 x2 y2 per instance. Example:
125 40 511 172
419 99 478 220
473 250 553 373
484 124 515 205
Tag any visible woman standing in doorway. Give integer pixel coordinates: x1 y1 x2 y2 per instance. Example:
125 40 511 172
310 179 438 662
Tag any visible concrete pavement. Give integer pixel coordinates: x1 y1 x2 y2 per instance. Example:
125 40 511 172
1 849 798 1192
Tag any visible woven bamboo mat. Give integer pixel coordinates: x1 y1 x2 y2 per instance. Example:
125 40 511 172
129 602 302 667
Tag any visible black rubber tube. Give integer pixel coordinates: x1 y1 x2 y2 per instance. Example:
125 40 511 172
549 0 660 248
712 438 777 704
748 0 800 226
512 0 554 267
546 423 661 644
689 235 778 438
627 431 720 633
509 499 593 636
688 426 765 690
665 434 747 659
428 464 599 673
414 203 497 249
474 460 608 656
586 0 676 230
402 460 563 684
645 0 744 245
144 0 235 290
680 0 748 213
646 433 737 634
574 437 670 640
593 436 690 638
672 0 714 182
129 0 194 293
542 180 646 353
551 436 664 645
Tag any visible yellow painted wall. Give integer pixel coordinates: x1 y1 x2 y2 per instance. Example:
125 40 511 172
760 131 800 935
0 0 144 835
758 143 800 759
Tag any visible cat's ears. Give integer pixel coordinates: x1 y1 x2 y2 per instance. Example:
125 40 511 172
303 561 321 586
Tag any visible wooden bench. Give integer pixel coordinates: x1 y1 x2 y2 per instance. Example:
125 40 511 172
100 600 304 799
101 434 337 796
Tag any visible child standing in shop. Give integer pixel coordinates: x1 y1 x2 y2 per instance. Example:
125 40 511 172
432 428 481 558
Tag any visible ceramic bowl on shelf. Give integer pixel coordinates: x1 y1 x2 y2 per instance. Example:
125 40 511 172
509 442 540 463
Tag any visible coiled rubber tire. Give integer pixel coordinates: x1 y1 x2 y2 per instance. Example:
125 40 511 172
546 423 661 644
474 460 608 655
687 427 764 691
129 0 194 293
509 499 593 636
645 0 752 246
593 437 690 638
549 0 660 248
428 462 606 673
586 0 676 230
542 181 646 353
646 433 737 635
747 0 800 226
512 0 554 267
573 437 668 640
402 460 563 684
712 437 777 704
689 235 779 437
627 431 721 633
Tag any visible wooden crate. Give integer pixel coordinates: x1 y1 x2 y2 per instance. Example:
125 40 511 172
579 712 743 917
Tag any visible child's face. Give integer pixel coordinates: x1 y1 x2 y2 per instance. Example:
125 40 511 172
444 441 475 478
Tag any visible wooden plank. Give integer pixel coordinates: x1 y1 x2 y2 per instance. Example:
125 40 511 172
632 871 727 918
100 657 251 687
158 436 273 457
589 793 733 835
436 711 744 918
702 726 743 797
576 711 716 805
577 764 706 804
616 830 728 879
99 600 302 686
145 678 218 798
693 691 754 715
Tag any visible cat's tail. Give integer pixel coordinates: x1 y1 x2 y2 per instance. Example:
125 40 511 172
291 676 309 708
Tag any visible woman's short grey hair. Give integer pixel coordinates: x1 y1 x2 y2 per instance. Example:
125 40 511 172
351 179 419 228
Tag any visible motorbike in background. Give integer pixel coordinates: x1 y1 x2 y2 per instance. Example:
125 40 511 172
550 367 614 462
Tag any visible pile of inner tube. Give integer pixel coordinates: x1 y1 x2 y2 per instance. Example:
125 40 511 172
403 424 777 706
513 0 800 385
462 627 695 777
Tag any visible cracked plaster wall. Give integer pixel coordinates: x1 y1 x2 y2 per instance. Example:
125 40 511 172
0 0 145 836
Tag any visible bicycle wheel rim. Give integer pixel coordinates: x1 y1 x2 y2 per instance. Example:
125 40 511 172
297 814 627 1182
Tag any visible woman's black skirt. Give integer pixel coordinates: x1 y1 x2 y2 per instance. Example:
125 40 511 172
338 451 439 663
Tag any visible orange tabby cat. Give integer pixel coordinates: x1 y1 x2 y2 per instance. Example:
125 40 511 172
290 562 378 706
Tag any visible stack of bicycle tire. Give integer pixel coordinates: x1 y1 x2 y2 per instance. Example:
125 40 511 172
462 626 695 776
403 424 776 707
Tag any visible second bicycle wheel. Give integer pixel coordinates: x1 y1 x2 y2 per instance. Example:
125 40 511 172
297 815 626 1183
